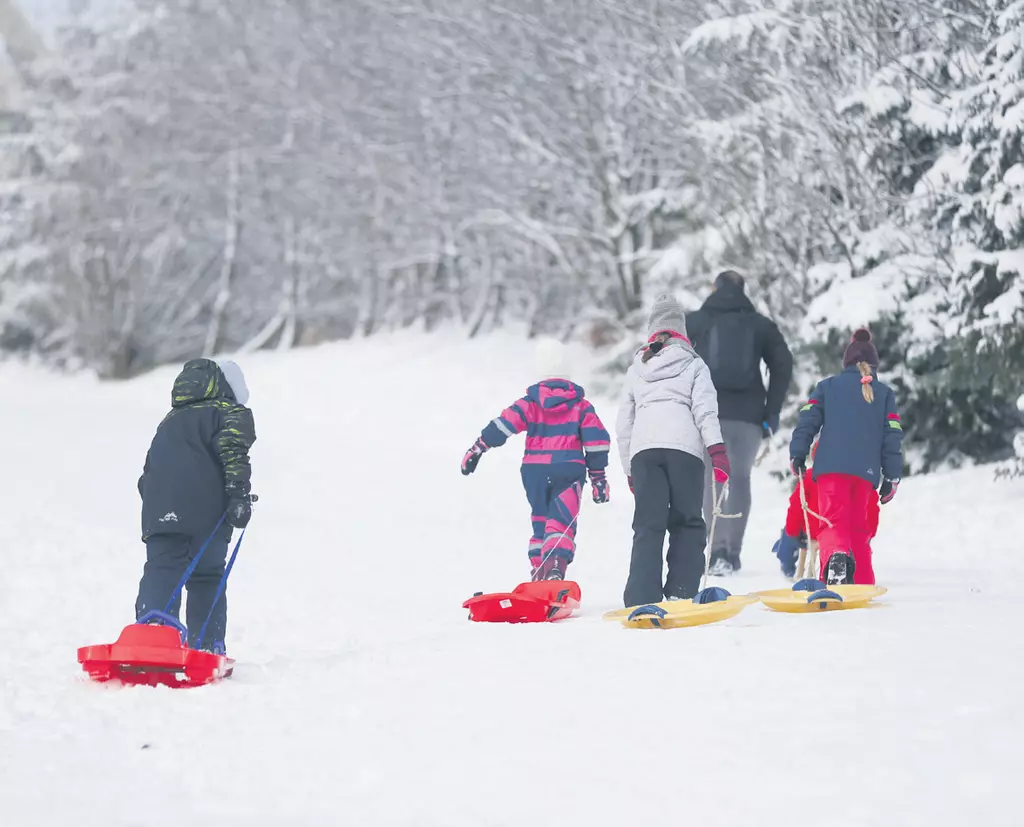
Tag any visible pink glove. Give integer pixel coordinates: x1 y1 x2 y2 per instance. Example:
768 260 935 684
708 443 731 484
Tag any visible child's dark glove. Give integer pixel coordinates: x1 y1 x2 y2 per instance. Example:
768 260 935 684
461 438 487 476
879 477 899 505
590 470 610 504
227 494 253 528
790 456 807 477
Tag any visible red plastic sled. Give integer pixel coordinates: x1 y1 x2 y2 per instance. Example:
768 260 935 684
78 622 233 688
463 580 582 623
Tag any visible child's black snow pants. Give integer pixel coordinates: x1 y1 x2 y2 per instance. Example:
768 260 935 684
135 523 232 651
624 448 707 607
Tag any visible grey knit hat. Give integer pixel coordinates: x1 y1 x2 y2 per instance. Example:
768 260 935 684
647 293 687 339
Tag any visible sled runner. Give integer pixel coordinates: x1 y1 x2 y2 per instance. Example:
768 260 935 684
78 611 233 687
463 580 582 623
754 579 887 613
78 520 247 688
602 588 758 629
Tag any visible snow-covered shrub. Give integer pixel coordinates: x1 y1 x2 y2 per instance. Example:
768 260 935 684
995 394 1024 480
673 0 1024 471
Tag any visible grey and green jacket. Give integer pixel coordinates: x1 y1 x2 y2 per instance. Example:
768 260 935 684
139 358 256 540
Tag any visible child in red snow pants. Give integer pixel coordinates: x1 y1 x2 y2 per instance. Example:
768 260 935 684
815 474 876 585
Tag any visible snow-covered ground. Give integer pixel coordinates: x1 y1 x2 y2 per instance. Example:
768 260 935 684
18 0 125 44
1 332 1021 826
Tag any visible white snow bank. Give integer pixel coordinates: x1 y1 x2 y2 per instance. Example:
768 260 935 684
801 253 948 349
1 333 1022 826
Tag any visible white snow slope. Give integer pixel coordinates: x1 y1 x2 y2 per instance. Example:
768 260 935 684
1 332 1021 827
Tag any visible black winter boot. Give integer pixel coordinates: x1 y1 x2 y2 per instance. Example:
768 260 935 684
825 552 856 586
535 556 565 581
709 551 734 576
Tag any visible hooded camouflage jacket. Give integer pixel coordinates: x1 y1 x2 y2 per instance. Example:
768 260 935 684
138 359 256 540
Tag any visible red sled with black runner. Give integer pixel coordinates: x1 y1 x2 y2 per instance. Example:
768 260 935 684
78 520 248 688
78 612 233 688
463 580 582 623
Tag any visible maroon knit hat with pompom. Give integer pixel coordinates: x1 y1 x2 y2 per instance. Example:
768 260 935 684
842 328 879 368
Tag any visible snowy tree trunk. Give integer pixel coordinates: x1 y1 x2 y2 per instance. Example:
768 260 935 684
467 251 495 339
204 146 241 356
277 214 299 351
358 265 380 338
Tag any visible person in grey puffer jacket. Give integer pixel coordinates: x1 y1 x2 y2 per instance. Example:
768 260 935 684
616 295 732 607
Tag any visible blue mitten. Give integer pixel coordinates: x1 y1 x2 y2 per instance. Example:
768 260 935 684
773 530 802 578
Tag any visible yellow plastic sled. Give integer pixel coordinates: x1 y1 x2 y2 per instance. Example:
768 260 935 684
602 594 758 629
754 581 887 614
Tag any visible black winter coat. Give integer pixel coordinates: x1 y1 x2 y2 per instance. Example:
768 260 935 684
139 359 256 540
685 284 794 428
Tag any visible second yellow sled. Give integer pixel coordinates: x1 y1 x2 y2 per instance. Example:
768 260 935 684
602 593 758 629
754 581 887 614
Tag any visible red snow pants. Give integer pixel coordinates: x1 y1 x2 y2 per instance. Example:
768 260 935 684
815 473 877 585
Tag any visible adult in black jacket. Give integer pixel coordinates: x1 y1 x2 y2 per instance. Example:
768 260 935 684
136 358 256 652
686 271 793 574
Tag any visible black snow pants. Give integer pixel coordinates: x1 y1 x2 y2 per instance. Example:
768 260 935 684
624 448 707 607
135 523 232 651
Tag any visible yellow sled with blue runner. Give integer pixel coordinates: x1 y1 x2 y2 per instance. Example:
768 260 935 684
603 588 758 629
754 579 887 613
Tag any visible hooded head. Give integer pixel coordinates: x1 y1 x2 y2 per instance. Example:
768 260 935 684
534 337 571 380
217 359 250 406
646 294 687 340
170 358 250 408
842 328 879 369
713 269 746 293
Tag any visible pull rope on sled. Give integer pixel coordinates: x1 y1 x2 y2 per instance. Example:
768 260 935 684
163 513 228 614
700 483 743 592
796 473 833 580
530 513 580 583
195 528 246 651
157 504 253 650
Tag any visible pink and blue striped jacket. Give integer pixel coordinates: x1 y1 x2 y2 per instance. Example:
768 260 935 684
480 380 610 470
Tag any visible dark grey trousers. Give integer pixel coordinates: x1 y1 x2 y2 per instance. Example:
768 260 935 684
624 449 706 607
703 419 763 567
135 525 231 650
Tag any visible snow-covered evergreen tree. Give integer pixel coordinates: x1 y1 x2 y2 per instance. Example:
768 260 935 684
903 0 1024 466
679 0 1024 471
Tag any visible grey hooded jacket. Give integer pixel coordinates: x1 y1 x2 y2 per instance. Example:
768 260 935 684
616 340 724 475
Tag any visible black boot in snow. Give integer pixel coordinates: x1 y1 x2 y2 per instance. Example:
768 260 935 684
537 557 565 581
665 590 695 601
544 561 565 581
664 582 696 601
825 552 856 586
709 551 734 576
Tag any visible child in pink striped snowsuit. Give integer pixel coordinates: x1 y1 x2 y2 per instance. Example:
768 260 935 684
460 344 611 580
